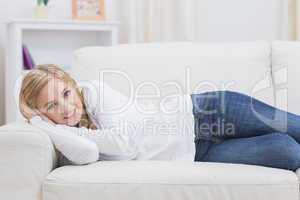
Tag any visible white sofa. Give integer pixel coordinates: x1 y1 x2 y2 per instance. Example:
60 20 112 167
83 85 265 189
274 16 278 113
1 41 300 200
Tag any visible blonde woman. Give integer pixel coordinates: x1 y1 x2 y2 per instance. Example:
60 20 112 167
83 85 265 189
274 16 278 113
20 64 141 165
20 64 300 171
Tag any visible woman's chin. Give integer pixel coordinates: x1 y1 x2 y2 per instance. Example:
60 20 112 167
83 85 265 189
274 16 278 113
66 121 79 126
65 115 81 126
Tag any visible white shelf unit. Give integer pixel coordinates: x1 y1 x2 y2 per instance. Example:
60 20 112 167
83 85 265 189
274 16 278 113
5 19 119 123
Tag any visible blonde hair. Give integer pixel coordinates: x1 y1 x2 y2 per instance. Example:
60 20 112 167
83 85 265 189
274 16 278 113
19 64 97 130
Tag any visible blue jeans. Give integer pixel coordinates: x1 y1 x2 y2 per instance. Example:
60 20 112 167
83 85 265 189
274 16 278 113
191 91 300 171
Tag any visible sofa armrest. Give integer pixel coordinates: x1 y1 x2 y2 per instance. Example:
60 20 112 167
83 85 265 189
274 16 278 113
0 121 57 200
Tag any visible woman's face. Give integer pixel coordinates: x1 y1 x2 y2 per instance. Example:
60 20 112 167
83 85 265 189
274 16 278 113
36 78 83 126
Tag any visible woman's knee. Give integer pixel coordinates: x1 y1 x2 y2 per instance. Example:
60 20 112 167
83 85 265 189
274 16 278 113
267 133 300 170
267 133 298 152
268 132 296 145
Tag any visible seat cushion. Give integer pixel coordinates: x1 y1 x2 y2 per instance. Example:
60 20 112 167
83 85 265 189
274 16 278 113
43 161 298 200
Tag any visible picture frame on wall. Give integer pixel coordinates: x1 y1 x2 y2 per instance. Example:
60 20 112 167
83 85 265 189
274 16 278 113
72 0 105 20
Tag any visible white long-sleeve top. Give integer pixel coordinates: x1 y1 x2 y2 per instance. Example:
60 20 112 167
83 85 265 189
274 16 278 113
30 80 196 165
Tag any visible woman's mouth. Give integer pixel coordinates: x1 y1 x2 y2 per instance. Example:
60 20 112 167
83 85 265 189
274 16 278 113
64 109 76 119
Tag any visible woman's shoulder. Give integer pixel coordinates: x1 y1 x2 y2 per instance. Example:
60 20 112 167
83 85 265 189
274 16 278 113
77 80 99 113
76 80 130 118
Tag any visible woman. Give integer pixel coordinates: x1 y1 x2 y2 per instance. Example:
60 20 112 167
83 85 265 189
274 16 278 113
20 64 300 171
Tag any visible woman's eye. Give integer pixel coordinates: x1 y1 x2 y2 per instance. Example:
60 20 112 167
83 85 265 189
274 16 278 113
64 90 71 97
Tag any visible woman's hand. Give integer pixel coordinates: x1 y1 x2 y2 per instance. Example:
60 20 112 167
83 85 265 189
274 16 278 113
20 103 54 125
20 102 38 120
37 111 55 125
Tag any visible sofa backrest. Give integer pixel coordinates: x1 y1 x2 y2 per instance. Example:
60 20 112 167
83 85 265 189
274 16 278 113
70 42 274 106
272 41 300 115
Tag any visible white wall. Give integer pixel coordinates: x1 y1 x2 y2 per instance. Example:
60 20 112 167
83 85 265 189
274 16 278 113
194 0 283 41
0 0 72 125
0 0 285 125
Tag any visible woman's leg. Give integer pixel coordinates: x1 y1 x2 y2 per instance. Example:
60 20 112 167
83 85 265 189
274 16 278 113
195 132 300 171
191 90 300 143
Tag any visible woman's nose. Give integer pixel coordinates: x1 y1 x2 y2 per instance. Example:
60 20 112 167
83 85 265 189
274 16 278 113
58 100 75 116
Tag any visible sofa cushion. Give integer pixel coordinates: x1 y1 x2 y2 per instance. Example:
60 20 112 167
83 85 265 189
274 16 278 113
272 41 300 115
70 42 274 107
43 161 298 200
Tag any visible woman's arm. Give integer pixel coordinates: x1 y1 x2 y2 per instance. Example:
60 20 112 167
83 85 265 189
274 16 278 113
77 80 139 160
30 116 139 162
55 124 139 161
30 116 99 165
